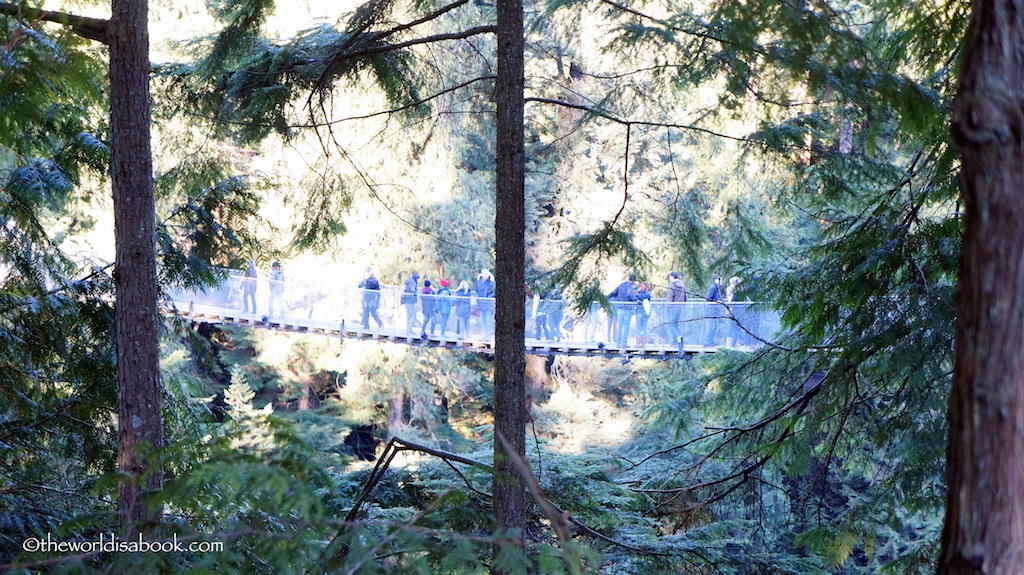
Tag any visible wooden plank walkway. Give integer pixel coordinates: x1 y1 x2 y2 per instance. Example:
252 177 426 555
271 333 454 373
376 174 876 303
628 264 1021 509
162 303 716 359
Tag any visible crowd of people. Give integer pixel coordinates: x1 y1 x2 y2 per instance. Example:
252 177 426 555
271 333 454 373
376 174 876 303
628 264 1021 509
231 261 750 347
355 266 748 347
379 268 495 339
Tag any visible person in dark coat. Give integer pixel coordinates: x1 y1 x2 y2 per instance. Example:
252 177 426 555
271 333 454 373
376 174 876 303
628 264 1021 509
454 280 472 338
704 275 723 346
420 280 437 337
436 279 453 336
706 275 723 302
242 260 258 314
402 272 420 334
476 269 495 336
359 267 384 330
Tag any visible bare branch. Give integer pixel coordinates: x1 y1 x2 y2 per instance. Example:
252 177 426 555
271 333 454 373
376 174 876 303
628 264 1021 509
525 96 795 148
372 0 473 42
311 75 496 127
497 431 573 545
321 25 496 66
0 2 109 44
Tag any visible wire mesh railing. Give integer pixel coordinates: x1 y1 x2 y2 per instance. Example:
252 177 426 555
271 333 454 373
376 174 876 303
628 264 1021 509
165 270 781 352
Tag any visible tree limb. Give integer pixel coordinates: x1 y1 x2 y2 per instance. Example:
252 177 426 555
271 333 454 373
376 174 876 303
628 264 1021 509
525 96 794 148
319 25 496 69
0 2 109 44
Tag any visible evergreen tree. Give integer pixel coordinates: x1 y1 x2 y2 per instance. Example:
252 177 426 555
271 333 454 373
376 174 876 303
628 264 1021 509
109 0 163 530
493 0 529 559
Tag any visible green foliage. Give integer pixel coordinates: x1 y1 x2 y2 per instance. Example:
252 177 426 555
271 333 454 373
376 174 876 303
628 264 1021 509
0 15 119 562
223 367 275 452
157 174 267 289
201 0 278 76
287 161 353 254
549 225 652 314
0 20 106 166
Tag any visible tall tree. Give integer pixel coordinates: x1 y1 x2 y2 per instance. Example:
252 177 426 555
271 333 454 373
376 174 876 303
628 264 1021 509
940 0 1024 571
493 0 528 558
109 0 162 529
0 0 164 532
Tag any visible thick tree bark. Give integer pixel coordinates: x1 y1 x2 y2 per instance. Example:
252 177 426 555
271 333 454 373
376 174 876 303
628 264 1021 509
940 0 1024 571
110 0 162 531
493 0 527 560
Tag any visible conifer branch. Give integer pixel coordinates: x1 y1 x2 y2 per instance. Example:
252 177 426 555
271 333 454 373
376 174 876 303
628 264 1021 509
596 0 725 45
371 0 473 42
311 75 496 127
629 372 823 481
333 435 685 561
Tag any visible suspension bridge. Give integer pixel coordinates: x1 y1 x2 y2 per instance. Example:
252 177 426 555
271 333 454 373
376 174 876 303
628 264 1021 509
164 271 781 359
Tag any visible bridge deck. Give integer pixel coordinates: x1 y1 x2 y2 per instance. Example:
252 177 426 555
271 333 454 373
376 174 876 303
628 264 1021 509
165 272 774 358
166 304 713 358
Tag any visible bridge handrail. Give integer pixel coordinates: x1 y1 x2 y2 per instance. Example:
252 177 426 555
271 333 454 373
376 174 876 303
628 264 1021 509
164 270 781 351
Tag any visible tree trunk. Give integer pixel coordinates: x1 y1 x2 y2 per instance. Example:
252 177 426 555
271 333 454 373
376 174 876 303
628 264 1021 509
110 0 162 531
524 354 549 413
940 0 1024 571
493 0 527 561
388 387 405 439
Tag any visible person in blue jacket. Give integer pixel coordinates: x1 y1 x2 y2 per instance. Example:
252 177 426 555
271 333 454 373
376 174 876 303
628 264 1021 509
704 275 723 346
608 273 637 348
476 269 495 336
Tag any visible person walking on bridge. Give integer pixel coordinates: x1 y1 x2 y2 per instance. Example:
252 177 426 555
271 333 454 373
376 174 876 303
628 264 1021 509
665 271 687 344
724 276 742 347
436 279 453 336
267 261 285 319
476 269 495 336
359 267 384 331
402 272 420 335
420 280 438 337
704 275 723 346
544 287 564 342
454 280 472 338
635 282 652 347
242 260 258 314
608 273 638 348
